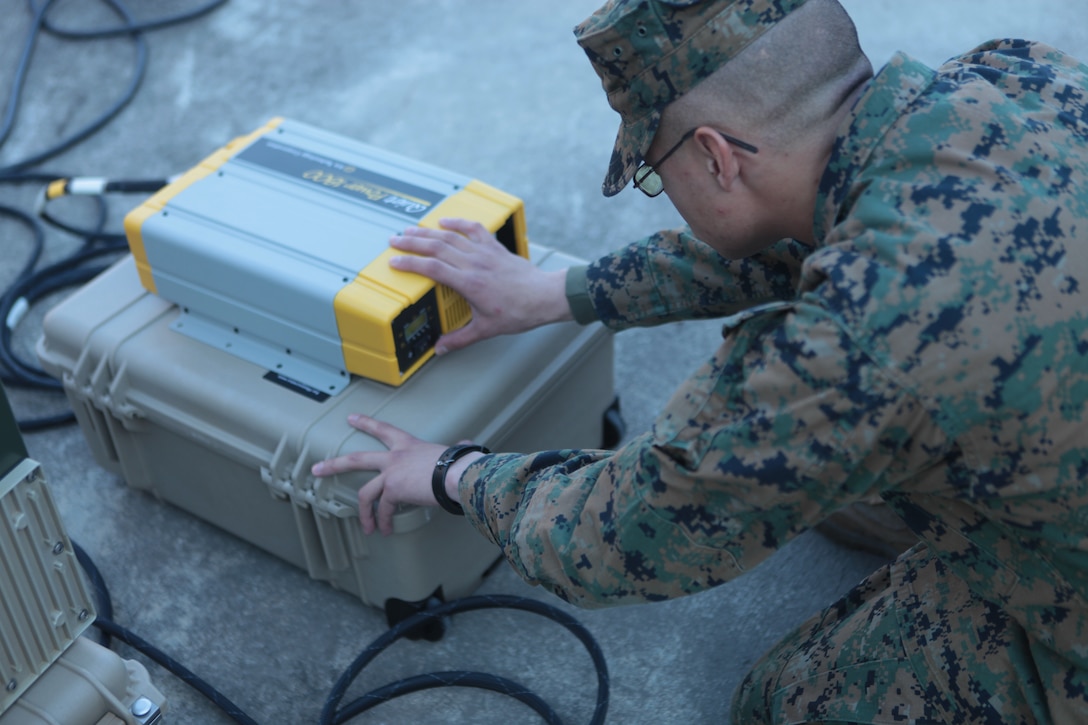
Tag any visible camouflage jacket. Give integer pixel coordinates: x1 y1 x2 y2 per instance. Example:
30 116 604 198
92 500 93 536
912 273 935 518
460 39 1088 687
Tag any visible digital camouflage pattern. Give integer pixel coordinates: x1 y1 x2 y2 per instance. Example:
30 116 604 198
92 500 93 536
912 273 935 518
460 41 1088 723
735 546 1047 723
574 0 809 196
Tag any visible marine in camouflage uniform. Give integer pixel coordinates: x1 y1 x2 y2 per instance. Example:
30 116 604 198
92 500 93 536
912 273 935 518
453 0 1088 722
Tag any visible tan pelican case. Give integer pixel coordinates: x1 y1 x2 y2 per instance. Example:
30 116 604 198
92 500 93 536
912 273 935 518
36 248 618 622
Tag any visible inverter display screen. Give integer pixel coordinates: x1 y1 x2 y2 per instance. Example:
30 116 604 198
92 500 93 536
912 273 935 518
393 290 440 373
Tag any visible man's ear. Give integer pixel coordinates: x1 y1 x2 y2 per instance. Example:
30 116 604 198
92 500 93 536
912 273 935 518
693 126 740 191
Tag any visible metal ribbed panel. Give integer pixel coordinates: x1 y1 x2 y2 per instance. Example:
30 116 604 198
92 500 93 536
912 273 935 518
0 459 95 715
439 284 472 331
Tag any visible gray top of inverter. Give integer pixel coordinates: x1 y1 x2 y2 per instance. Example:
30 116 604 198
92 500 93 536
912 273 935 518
136 119 476 392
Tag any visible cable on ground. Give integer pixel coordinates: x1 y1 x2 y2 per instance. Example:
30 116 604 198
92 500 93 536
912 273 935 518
0 0 220 429
321 594 610 725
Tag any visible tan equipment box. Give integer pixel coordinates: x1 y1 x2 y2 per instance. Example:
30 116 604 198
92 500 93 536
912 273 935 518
36 249 617 622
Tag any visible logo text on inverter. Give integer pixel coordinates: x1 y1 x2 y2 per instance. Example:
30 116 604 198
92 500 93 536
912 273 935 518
302 170 430 214
235 137 447 219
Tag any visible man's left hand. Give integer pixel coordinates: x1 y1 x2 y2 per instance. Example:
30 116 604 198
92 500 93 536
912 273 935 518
311 415 448 536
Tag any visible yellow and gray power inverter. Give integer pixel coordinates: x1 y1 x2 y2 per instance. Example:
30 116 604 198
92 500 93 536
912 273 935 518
123 117 528 389
0 384 165 725
36 246 617 618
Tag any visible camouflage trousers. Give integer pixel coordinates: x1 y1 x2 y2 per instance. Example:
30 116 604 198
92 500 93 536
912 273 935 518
730 544 1078 724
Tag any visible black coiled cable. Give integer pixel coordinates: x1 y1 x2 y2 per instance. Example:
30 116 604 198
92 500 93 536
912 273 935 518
93 618 261 725
0 0 227 430
75 536 610 725
321 594 610 725
1 0 148 177
72 538 263 725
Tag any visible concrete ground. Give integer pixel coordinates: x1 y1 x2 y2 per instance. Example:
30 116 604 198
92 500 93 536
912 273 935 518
2 1 1086 723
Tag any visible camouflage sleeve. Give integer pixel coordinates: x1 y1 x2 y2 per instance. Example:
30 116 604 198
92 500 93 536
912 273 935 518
572 227 808 328
459 301 953 608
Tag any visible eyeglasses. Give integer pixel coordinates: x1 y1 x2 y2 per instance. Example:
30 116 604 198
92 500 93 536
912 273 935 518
632 128 759 197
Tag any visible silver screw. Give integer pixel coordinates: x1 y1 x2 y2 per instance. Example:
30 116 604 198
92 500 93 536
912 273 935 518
78 609 89 621
131 697 154 718
53 541 64 555
5 679 16 692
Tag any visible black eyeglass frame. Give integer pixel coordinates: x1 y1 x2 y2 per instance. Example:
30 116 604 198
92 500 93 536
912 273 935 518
632 127 759 197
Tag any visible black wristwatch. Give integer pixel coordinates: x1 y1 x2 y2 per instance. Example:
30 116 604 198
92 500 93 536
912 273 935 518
431 443 490 516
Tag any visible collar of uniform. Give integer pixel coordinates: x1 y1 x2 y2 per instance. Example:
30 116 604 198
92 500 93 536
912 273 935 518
812 52 938 243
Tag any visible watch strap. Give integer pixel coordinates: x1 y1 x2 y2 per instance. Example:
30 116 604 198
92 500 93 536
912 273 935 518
431 443 490 516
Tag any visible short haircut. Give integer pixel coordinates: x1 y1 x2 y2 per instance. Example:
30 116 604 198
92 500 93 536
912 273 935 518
661 0 870 149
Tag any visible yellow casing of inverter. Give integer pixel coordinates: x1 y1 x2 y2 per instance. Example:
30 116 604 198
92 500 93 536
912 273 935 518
123 118 527 391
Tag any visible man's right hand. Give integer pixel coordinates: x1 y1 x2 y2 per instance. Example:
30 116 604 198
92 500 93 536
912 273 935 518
388 218 573 354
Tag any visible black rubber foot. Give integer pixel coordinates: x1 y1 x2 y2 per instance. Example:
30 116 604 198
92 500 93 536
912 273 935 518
384 590 448 641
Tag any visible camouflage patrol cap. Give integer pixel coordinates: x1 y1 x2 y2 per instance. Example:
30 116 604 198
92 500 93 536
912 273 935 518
575 0 809 196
